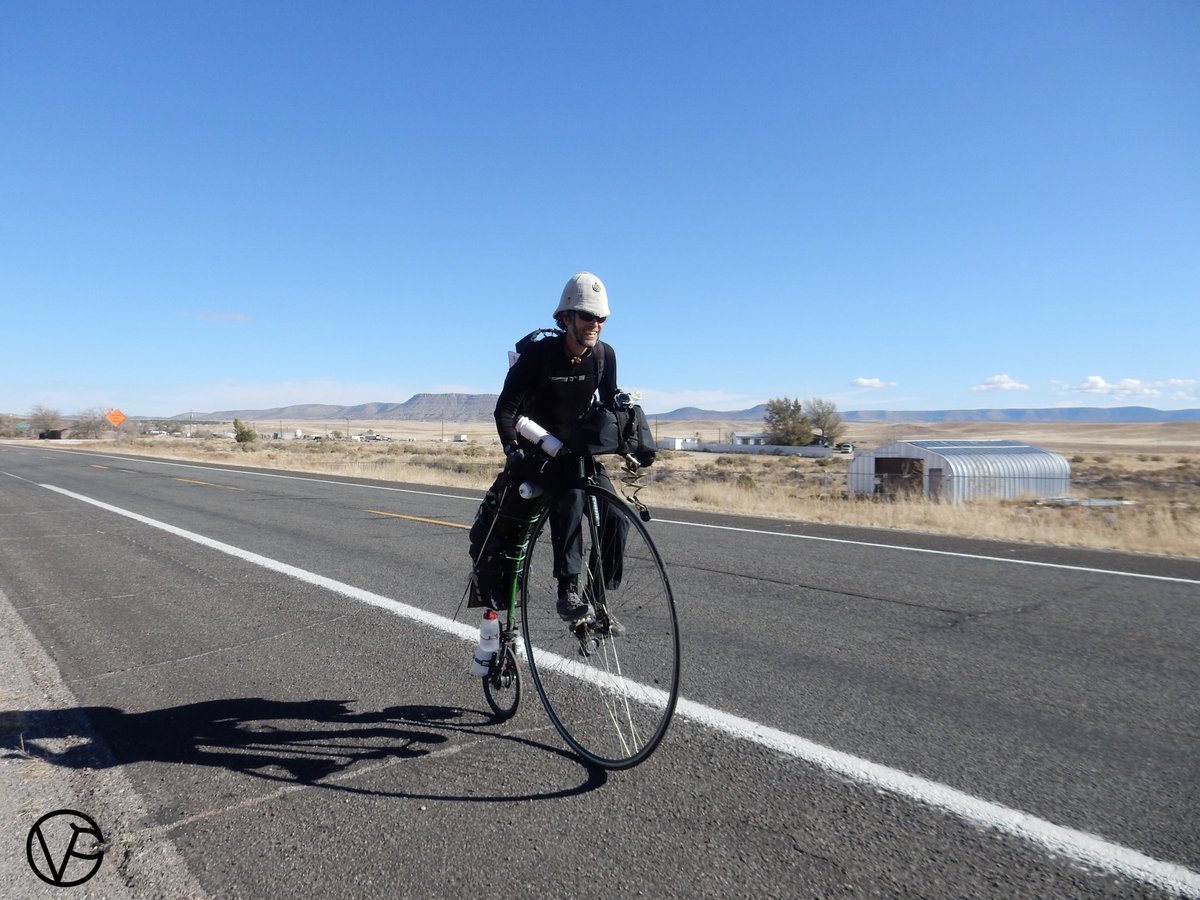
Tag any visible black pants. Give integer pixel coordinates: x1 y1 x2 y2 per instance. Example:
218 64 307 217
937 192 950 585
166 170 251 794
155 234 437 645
547 462 625 587
549 481 588 581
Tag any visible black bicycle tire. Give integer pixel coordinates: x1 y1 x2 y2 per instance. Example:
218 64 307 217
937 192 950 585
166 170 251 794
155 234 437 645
521 484 680 769
482 644 521 720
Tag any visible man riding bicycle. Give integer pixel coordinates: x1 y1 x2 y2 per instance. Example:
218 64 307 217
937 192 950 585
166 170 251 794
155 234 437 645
466 271 678 768
492 271 624 624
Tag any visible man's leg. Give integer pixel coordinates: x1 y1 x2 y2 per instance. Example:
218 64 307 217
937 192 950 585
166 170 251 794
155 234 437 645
550 486 592 621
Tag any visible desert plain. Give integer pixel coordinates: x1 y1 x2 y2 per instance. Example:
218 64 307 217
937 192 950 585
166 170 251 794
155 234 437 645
31 417 1198 560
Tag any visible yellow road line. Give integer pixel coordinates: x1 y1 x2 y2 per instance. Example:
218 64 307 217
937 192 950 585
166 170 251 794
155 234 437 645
175 478 244 491
365 509 469 529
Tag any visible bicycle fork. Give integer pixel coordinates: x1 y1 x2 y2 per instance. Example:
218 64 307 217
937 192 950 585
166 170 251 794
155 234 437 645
574 492 617 657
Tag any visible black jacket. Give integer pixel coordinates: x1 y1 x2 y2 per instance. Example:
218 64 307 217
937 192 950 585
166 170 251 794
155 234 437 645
494 334 618 448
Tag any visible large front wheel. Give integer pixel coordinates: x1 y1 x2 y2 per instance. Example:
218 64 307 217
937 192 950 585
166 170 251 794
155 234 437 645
521 485 680 769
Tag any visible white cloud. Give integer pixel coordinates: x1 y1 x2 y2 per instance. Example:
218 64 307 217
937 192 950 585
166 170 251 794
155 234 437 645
1055 376 1198 401
851 377 897 389
971 374 1029 392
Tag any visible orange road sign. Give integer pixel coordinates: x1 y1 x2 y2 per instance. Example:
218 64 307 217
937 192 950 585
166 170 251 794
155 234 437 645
105 408 127 428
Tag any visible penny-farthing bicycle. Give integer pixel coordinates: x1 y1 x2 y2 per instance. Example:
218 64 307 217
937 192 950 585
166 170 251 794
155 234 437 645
471 441 680 770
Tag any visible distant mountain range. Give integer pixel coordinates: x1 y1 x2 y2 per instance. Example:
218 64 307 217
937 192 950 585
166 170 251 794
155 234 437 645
168 394 500 422
169 397 1200 425
842 406 1200 424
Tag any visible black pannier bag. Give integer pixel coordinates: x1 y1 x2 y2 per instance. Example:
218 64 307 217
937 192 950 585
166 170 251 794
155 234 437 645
576 403 656 468
620 404 656 467
468 471 548 609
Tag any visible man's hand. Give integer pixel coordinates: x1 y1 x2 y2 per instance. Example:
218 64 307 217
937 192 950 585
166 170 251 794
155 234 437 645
504 443 526 470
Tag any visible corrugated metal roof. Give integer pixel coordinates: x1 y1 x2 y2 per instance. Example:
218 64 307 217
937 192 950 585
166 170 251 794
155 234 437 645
903 440 1038 452
846 439 1071 502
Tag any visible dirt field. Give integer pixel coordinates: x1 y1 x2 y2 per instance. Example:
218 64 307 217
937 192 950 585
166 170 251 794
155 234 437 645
18 418 1200 559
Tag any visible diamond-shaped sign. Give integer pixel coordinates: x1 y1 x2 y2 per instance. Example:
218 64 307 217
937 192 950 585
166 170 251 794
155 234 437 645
105 408 127 428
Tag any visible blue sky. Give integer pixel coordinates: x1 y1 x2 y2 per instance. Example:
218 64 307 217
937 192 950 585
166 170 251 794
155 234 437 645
3 1 1197 418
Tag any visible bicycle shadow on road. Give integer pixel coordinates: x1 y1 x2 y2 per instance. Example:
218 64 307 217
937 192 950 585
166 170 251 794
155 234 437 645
1 697 607 801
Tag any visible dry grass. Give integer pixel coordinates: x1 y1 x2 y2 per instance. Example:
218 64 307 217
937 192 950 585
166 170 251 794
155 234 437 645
42 417 1200 559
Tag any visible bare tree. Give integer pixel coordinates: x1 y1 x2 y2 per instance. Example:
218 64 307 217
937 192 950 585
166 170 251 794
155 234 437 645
71 407 110 438
29 405 63 435
0 414 19 438
804 397 845 446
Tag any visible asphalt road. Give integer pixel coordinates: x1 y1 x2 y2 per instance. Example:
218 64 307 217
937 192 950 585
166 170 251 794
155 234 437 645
2 444 1197 898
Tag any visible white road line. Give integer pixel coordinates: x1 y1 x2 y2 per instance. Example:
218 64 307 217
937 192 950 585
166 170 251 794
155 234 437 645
36 481 1200 897
654 518 1200 585
21 448 1200 585
674 699 1200 897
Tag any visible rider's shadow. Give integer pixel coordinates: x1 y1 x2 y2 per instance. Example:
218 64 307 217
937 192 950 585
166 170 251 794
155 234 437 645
1 698 606 799
3 698 450 782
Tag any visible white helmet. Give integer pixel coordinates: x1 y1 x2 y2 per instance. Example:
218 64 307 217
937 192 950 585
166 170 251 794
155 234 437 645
554 271 610 322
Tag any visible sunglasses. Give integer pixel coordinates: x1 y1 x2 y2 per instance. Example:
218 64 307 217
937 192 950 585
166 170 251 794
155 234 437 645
575 311 607 324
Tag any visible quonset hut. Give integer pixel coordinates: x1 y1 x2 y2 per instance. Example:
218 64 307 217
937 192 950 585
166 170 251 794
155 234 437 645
847 439 1071 503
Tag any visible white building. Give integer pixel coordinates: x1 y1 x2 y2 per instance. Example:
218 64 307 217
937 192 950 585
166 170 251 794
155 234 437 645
847 439 1071 503
658 436 700 451
731 432 768 446
656 436 828 457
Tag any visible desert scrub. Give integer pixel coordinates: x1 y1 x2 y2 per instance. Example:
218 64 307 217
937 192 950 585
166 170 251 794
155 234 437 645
407 454 496 478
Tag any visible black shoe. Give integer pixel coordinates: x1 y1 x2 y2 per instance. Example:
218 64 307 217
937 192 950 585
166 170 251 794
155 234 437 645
556 589 594 623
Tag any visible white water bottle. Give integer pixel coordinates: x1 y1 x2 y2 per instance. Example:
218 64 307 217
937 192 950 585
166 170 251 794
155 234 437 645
469 609 500 677
515 416 563 457
518 481 544 500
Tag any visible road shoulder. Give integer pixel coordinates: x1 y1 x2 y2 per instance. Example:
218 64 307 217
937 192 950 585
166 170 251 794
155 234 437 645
0 587 208 899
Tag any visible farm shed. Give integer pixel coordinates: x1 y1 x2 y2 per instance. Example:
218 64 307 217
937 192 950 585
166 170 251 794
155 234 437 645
847 439 1071 503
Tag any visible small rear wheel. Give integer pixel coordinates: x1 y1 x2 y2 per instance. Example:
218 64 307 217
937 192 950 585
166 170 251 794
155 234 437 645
482 644 521 720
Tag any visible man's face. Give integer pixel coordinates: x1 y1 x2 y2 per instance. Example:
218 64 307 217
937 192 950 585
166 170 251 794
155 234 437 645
569 310 606 348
